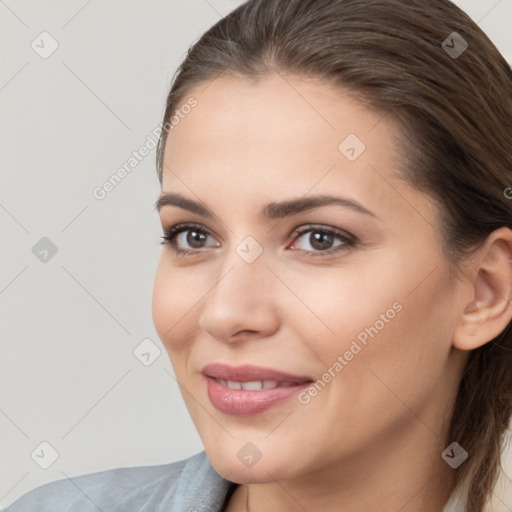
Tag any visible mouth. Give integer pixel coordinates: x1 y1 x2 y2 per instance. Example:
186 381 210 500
201 362 314 384
201 363 314 416
211 378 306 390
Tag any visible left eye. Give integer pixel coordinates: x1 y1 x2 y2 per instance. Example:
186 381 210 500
288 226 355 255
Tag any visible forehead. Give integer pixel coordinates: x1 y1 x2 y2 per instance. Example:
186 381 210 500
160 72 436 229
165 73 382 158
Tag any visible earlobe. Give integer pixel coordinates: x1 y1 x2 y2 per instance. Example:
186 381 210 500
452 227 512 351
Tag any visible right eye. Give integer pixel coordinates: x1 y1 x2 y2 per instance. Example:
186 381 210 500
160 223 220 256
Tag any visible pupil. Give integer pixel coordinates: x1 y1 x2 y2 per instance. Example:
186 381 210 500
311 232 332 250
187 230 206 248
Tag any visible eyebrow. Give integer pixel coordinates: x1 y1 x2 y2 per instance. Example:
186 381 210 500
154 192 378 219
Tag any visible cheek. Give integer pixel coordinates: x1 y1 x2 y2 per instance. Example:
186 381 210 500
292 256 453 397
281 259 405 348
151 260 201 355
337 271 457 426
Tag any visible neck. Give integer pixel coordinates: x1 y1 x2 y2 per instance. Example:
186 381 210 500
225 420 457 512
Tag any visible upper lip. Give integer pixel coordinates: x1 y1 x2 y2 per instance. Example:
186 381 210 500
202 363 313 383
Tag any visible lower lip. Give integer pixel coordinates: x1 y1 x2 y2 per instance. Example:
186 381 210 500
205 376 311 417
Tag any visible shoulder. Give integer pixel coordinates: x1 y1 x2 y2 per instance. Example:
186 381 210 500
3 451 235 512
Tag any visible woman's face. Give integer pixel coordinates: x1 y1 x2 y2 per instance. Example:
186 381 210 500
152 72 469 484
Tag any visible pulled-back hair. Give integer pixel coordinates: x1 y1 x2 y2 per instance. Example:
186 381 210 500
156 1 512 509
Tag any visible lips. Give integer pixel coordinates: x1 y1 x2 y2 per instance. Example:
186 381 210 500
201 363 314 416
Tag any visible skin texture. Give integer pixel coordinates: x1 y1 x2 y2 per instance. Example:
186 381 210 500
152 72 512 512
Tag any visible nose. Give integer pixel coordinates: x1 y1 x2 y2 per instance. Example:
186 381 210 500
198 245 280 343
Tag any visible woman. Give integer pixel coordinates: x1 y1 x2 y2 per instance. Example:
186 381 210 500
5 0 512 511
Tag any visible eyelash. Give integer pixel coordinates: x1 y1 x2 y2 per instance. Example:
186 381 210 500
160 222 357 258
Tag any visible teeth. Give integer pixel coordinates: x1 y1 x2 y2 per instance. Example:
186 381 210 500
215 379 298 390
241 381 263 390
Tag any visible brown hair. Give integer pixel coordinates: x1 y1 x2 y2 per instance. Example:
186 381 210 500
155 1 512 510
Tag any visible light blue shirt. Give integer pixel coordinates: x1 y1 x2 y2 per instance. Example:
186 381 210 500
3 451 238 512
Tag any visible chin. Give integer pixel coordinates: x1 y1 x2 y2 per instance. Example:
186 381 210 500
210 459 286 484
205 445 299 484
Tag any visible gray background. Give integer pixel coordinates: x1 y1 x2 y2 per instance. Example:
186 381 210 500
1 0 511 509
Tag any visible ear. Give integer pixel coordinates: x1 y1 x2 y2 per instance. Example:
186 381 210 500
453 227 512 351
